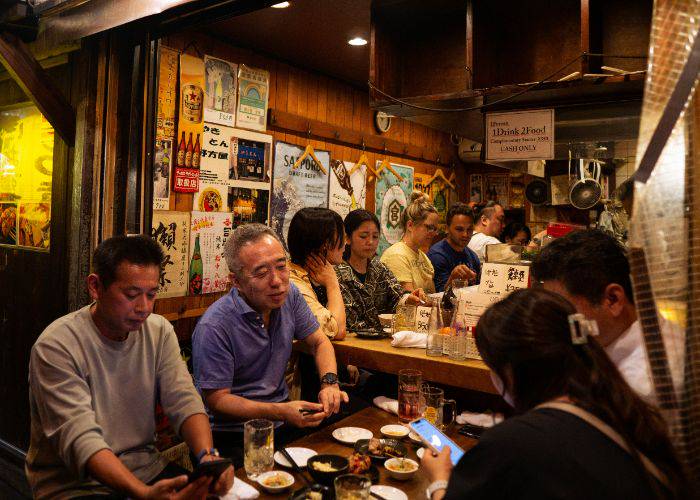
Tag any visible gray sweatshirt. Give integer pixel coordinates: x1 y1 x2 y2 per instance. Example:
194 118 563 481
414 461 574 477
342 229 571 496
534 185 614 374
25 305 206 500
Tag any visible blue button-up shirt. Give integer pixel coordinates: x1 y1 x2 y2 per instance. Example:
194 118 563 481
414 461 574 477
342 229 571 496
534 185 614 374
427 239 482 292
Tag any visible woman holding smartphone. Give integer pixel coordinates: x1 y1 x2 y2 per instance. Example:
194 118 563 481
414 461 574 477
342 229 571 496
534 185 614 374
423 288 687 499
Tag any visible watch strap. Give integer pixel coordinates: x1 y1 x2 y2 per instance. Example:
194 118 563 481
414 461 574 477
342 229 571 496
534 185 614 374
426 479 449 498
196 447 219 463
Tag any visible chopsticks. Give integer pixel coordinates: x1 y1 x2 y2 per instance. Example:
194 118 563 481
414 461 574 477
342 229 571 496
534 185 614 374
370 492 389 500
279 447 311 485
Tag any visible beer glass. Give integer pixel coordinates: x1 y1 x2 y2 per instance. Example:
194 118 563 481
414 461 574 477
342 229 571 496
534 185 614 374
392 304 416 333
244 419 274 479
421 385 457 430
398 369 422 424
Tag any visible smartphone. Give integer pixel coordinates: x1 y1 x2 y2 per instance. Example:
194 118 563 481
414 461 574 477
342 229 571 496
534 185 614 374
458 423 486 439
299 408 325 415
188 457 232 483
409 418 465 466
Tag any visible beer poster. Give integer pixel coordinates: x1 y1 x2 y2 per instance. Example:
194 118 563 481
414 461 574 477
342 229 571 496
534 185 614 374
204 56 237 126
328 160 366 219
374 162 414 255
174 54 205 193
151 210 190 298
189 211 232 295
235 64 269 132
271 141 329 249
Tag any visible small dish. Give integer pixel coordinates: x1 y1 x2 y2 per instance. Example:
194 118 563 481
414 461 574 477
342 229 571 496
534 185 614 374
408 431 422 443
332 427 373 445
371 485 409 500
256 470 294 493
416 447 425 460
306 454 350 486
273 447 317 468
384 457 419 481
289 483 332 500
354 438 407 461
378 313 394 327
380 424 409 439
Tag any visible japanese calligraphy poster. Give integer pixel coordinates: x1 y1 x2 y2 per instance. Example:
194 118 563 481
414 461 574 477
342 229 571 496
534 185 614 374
151 211 190 298
271 141 329 248
478 263 530 296
156 46 178 141
204 55 237 126
194 123 232 212
374 162 414 255
189 211 232 295
174 54 205 193
328 160 366 219
235 65 269 131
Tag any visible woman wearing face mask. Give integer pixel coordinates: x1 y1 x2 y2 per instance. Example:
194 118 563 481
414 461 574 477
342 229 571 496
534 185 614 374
336 209 423 332
423 288 687 500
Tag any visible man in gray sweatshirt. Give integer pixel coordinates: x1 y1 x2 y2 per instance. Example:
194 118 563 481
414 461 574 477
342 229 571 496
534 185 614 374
25 235 233 499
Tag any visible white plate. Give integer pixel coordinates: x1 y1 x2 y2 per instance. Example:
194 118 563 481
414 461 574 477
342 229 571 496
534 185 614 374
380 424 409 439
416 447 425 459
273 447 317 468
256 470 295 493
332 426 373 445
408 431 422 443
371 485 408 500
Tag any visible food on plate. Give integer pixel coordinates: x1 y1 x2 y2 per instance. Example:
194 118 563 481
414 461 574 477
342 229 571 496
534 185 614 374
347 453 371 474
386 458 418 473
367 438 403 458
305 492 323 500
311 461 339 472
263 473 292 487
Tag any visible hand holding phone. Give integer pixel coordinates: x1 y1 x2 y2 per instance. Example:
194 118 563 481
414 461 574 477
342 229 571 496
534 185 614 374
188 457 232 483
299 407 325 416
409 418 465 466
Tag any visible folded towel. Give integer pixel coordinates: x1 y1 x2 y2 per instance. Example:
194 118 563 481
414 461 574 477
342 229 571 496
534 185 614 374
456 410 504 428
373 396 399 415
220 477 260 500
391 330 427 348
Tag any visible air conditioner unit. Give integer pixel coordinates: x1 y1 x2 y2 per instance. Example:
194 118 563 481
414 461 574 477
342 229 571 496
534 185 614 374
458 138 482 163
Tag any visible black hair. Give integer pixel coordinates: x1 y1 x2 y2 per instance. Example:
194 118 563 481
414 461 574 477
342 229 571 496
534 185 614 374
475 288 686 496
92 235 164 288
474 200 502 223
343 209 380 261
530 229 633 305
446 202 475 227
501 222 532 244
287 207 344 266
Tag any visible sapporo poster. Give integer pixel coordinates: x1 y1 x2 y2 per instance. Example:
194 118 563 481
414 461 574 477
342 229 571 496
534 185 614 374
236 64 269 132
374 162 414 255
153 46 178 210
174 54 205 193
0 106 54 249
204 55 237 127
193 123 232 212
328 160 366 219
151 211 190 298
271 141 329 249
189 211 232 295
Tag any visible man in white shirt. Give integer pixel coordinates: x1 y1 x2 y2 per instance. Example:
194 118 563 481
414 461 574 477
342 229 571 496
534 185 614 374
531 230 684 405
467 202 505 262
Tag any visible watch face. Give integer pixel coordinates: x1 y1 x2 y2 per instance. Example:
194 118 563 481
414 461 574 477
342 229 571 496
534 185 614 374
375 111 392 133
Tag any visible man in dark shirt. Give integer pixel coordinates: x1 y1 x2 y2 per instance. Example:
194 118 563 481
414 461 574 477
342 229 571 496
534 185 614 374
427 203 480 292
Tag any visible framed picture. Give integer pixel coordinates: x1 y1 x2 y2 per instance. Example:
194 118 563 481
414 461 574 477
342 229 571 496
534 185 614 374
469 174 483 204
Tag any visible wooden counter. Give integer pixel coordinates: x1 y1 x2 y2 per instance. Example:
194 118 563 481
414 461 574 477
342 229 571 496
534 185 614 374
295 334 497 394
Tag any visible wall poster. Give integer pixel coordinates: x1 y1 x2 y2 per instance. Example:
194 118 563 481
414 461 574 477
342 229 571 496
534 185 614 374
328 160 366 219
204 55 237 127
271 141 329 248
153 46 179 210
189 211 232 295
414 172 449 225
151 210 190 298
194 123 232 213
174 54 205 193
235 64 269 132
485 173 509 207
374 162 414 256
469 174 483 204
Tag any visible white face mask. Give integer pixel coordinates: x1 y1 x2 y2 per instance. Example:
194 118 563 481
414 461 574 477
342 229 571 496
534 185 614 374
489 371 515 407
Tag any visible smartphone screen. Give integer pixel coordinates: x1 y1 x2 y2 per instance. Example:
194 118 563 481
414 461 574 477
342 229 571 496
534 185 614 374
410 418 465 466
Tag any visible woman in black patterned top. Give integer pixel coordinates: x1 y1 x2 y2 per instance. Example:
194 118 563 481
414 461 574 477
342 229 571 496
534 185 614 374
336 210 424 331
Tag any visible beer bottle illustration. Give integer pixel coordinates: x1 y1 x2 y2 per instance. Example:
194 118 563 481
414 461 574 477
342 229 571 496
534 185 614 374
176 131 186 168
185 132 194 167
189 235 203 295
182 84 204 123
192 134 201 168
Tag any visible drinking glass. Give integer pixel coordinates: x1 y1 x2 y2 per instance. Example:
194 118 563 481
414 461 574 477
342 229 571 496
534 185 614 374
422 385 457 430
335 474 371 500
243 419 274 479
451 278 468 302
392 304 416 333
426 304 444 357
398 369 422 424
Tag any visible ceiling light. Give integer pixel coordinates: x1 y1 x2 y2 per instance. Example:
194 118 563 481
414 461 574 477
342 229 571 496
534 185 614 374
348 37 368 46
271 2 290 8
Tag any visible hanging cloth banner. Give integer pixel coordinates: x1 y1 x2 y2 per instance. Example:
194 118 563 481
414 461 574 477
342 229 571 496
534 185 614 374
153 46 179 210
374 162 414 256
174 54 205 193
328 159 366 219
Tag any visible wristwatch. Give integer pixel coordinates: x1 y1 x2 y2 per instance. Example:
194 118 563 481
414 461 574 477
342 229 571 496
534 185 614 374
196 447 220 463
320 372 339 386
426 479 448 499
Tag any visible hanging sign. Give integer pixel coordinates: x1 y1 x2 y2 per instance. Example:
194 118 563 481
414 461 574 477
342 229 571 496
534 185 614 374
174 54 205 193
155 46 178 141
151 211 190 298
236 64 269 132
328 160 366 219
204 55 237 126
374 162 414 256
478 263 530 296
485 109 554 161
189 211 232 295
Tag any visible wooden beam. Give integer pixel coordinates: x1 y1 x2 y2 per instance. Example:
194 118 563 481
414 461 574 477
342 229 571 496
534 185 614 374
580 0 590 74
0 31 75 145
465 0 474 90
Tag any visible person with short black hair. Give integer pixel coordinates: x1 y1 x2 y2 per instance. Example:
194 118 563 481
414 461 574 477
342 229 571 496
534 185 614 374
467 202 505 262
501 222 532 246
427 203 480 292
531 229 684 404
27 235 233 500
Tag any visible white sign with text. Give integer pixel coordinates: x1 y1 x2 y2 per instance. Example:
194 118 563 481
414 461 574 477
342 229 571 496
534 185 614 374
485 109 554 161
478 263 531 296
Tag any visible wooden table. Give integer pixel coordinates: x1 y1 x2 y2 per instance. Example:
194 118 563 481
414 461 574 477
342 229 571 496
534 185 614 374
234 407 477 499
295 334 496 394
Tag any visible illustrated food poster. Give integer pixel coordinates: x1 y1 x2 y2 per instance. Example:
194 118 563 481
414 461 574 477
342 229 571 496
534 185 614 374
236 64 269 132
271 141 330 248
328 159 366 219
0 106 54 249
189 211 233 295
174 54 205 193
374 162 414 255
151 211 190 298
153 46 178 210
193 123 234 213
203 55 237 127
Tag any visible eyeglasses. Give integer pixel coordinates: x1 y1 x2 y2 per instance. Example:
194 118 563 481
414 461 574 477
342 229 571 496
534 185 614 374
423 223 438 233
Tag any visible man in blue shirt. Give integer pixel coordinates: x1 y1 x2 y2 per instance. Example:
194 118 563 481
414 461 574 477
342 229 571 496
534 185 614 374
427 203 481 292
192 223 347 459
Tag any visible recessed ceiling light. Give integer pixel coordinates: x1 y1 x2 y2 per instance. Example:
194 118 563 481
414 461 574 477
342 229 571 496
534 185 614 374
348 37 368 46
271 1 290 8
